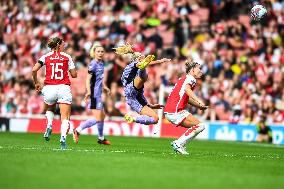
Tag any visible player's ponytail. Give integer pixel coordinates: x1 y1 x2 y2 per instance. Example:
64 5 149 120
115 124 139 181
113 43 141 62
113 43 134 55
185 58 198 73
47 37 63 50
90 42 104 58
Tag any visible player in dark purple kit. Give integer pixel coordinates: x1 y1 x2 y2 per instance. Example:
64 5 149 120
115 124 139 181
73 43 111 145
114 43 170 125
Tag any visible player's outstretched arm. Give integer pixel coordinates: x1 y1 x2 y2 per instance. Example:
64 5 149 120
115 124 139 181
150 58 171 65
32 63 42 92
148 104 164 109
185 84 208 110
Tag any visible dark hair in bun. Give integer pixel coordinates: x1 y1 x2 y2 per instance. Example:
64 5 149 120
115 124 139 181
185 58 199 73
47 37 63 50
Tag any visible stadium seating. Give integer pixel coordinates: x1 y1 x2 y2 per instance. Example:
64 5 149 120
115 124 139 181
0 0 283 124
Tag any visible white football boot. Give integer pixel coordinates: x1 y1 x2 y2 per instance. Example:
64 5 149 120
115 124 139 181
171 140 189 155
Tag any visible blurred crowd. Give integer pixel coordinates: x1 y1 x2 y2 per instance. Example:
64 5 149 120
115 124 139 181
0 0 283 124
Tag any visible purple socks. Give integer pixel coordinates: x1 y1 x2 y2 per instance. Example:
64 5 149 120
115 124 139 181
135 115 157 125
97 121 104 140
77 119 97 132
76 119 104 139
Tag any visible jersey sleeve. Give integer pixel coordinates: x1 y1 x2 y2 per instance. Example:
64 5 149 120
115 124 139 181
88 62 96 74
184 75 196 89
68 56 76 70
38 55 45 67
129 61 138 69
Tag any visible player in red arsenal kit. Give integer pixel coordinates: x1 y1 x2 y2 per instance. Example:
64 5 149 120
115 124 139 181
164 59 208 155
32 37 77 150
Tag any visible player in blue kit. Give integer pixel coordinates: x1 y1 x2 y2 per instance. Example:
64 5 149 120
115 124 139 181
114 43 170 125
73 43 111 145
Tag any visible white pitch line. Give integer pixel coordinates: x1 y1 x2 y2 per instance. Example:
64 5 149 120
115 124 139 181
193 152 282 159
0 145 145 154
0 145 282 159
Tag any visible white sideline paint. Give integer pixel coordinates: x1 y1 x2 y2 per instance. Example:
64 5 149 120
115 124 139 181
0 145 282 159
0 145 145 154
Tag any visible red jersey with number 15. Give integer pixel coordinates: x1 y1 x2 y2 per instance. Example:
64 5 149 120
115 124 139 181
38 51 75 85
164 74 197 113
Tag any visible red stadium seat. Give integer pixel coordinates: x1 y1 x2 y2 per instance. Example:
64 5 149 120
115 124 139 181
195 8 209 22
188 14 201 27
161 30 173 46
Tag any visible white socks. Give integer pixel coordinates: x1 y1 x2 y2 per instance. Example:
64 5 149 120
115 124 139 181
76 126 82 133
61 119 70 138
98 136 104 140
45 111 54 129
176 123 206 146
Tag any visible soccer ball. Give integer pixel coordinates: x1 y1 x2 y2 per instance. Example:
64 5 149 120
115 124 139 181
251 5 267 20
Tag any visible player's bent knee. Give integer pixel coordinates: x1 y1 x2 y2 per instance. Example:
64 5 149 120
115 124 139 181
153 115 159 124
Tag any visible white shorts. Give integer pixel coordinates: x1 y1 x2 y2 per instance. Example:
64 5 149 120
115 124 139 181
42 85 72 105
164 110 190 126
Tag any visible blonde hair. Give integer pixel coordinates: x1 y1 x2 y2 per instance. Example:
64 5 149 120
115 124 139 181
113 43 145 62
113 43 134 55
90 42 104 58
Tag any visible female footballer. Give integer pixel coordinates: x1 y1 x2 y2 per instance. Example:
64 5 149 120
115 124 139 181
73 43 111 145
32 36 77 149
114 43 170 125
164 59 208 155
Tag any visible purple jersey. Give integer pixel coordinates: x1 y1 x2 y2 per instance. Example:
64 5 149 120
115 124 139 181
121 61 146 85
121 61 138 87
121 61 148 113
88 59 104 98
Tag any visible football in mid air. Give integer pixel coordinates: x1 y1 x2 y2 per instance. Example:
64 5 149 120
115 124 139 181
251 4 267 20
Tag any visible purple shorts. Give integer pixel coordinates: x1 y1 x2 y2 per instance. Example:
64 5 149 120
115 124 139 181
124 82 147 113
89 96 103 110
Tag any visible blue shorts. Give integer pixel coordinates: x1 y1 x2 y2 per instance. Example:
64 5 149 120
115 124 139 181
124 82 147 113
90 96 103 110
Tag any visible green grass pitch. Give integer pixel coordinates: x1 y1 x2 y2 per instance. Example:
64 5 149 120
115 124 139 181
0 132 283 189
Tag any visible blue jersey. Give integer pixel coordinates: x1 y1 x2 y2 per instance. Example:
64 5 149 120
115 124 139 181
88 59 104 98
